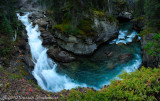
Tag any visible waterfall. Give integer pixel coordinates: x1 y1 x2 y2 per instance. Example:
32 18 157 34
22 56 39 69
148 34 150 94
17 13 86 92
17 12 142 92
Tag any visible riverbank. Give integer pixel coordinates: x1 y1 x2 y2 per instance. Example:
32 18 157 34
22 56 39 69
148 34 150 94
0 0 159 100
1 66 160 100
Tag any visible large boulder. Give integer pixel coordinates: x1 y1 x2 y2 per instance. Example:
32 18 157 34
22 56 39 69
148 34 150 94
118 11 133 20
53 18 118 55
16 0 40 11
56 38 97 55
28 12 53 33
29 12 44 21
131 17 144 32
41 31 56 46
47 48 76 63
33 18 48 28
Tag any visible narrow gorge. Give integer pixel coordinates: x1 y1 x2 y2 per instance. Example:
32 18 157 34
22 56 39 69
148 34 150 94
0 0 160 100
17 11 141 92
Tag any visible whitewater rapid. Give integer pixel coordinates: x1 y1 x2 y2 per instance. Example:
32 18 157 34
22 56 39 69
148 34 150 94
17 13 86 92
109 30 141 45
17 13 142 92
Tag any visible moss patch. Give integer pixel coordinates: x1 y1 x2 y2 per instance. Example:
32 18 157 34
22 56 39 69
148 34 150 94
93 10 106 17
52 24 83 35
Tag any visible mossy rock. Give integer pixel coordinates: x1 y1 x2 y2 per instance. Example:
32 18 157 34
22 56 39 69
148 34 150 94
52 22 97 38
133 16 144 22
78 19 92 32
92 9 118 24
93 10 106 17
52 24 83 36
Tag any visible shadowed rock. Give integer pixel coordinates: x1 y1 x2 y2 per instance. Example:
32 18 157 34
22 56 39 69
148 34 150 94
118 53 133 63
47 48 76 63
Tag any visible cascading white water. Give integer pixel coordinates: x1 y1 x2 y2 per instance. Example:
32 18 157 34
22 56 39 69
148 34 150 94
17 13 142 92
109 30 141 44
17 13 86 92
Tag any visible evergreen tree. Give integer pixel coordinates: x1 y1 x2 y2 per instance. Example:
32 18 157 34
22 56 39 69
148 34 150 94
134 0 145 17
144 0 160 31
0 0 18 36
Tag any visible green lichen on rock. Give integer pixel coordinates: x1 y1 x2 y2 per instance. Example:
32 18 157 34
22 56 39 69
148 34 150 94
92 9 118 23
52 24 83 36
93 10 106 17
78 19 92 32
52 17 97 37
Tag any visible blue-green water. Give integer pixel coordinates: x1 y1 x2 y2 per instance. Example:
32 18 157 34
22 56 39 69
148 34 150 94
56 23 142 89
19 12 142 92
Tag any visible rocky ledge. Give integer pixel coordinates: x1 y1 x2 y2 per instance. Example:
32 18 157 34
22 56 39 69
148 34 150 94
28 11 118 62
54 20 118 55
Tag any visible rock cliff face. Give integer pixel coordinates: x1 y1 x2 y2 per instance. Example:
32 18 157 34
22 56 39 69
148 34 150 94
28 11 118 62
16 0 40 11
17 0 142 63
21 0 145 63
54 20 118 55
141 34 160 67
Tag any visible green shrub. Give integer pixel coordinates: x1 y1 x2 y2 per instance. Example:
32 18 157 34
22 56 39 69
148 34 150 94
144 33 160 57
0 15 14 37
66 67 160 101
52 24 82 35
1 47 12 56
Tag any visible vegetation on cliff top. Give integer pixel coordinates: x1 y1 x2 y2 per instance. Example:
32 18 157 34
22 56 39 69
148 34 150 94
134 0 160 31
144 33 160 57
51 9 118 37
134 0 160 59
42 0 128 36
0 0 160 100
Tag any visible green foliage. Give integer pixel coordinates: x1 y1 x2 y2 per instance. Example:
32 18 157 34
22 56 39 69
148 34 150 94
134 0 160 32
144 0 160 30
144 33 160 57
0 0 23 57
44 0 121 36
0 0 20 36
78 19 92 33
136 0 160 57
92 9 118 24
0 66 4 72
1 46 12 56
133 16 144 22
52 24 82 35
6 72 23 80
134 0 145 17
112 0 127 13
93 10 106 16
66 67 160 100
1 15 14 36
140 27 154 36
0 37 13 56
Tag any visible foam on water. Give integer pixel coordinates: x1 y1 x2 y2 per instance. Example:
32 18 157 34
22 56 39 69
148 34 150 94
17 13 142 92
17 13 86 92
110 29 141 45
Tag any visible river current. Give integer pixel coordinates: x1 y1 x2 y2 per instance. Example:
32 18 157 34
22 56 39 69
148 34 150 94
17 13 142 92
